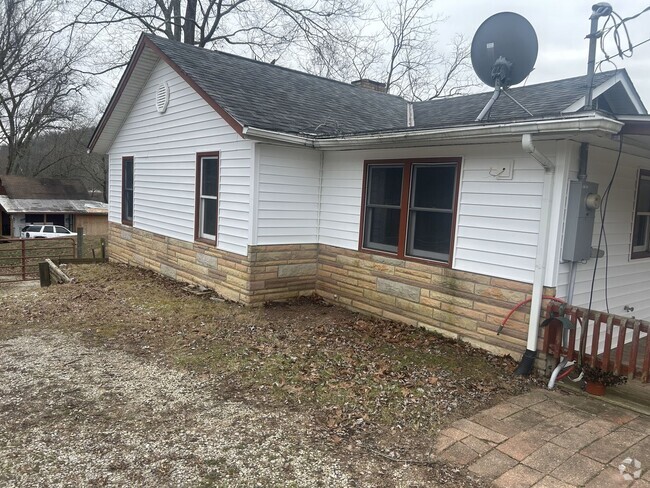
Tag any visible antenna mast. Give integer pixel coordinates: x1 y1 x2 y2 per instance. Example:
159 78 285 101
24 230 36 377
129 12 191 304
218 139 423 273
585 3 613 109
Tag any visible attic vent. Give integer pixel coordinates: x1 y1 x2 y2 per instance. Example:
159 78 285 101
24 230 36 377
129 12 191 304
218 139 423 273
156 82 170 113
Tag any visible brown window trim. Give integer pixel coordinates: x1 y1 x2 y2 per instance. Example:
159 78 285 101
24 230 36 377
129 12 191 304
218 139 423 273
631 168 650 260
358 157 462 267
121 156 134 226
194 151 220 245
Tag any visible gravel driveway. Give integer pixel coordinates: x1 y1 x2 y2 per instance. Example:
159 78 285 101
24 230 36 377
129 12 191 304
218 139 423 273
0 265 504 487
0 332 352 487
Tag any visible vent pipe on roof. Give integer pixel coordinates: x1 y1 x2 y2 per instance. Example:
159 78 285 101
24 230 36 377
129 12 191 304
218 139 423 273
407 103 415 128
585 3 612 109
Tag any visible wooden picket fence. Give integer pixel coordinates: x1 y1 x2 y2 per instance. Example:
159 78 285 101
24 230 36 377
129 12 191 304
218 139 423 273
543 302 650 383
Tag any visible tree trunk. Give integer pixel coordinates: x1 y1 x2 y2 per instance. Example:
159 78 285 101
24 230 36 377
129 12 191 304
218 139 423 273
183 0 197 45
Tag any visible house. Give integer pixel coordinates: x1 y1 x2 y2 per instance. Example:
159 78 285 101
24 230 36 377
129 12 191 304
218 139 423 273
88 33 650 373
0 175 108 237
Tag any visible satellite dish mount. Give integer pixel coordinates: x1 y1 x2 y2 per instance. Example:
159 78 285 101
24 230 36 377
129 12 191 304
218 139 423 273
471 12 539 121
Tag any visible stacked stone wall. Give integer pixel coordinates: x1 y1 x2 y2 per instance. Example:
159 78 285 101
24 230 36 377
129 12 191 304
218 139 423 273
316 245 555 359
108 223 317 304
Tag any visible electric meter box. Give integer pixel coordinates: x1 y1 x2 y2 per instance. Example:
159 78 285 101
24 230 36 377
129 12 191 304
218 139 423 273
562 180 600 262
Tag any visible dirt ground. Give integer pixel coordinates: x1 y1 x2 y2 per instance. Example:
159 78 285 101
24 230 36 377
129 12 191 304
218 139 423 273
0 263 542 487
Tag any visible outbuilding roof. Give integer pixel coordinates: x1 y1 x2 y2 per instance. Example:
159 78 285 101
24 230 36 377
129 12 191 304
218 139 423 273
0 176 107 215
0 196 108 215
89 33 647 152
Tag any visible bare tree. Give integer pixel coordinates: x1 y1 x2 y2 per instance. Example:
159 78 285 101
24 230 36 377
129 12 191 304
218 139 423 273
377 0 477 100
301 0 477 101
0 0 95 175
14 126 107 200
77 0 363 65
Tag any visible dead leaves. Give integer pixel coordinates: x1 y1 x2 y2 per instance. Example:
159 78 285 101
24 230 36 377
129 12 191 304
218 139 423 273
2 262 539 450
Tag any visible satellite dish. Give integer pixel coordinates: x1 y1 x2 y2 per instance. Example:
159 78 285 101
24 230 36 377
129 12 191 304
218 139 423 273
471 12 538 88
471 12 538 121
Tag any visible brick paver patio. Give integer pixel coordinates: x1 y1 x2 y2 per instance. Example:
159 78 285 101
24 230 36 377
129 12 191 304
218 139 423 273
435 389 650 487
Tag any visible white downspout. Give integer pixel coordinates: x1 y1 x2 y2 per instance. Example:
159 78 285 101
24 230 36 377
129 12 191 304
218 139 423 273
517 134 556 374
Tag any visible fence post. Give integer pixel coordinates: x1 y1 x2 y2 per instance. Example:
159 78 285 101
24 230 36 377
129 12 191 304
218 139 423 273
39 262 51 287
100 238 106 260
21 239 26 281
76 227 84 259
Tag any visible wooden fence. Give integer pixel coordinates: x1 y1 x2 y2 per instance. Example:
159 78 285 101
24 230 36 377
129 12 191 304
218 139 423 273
0 238 76 282
543 302 650 383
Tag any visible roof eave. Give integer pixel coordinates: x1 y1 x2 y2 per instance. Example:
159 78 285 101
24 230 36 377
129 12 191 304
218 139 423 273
562 70 647 115
619 115 650 135
88 34 148 153
241 114 624 150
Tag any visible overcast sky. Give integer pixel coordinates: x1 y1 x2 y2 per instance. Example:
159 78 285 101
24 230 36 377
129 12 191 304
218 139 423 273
433 0 650 106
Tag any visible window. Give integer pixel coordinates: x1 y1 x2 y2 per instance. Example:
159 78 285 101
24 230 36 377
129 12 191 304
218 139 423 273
25 214 45 224
55 226 70 234
122 156 134 225
632 169 650 259
361 159 460 264
195 152 219 242
43 225 54 233
363 166 403 253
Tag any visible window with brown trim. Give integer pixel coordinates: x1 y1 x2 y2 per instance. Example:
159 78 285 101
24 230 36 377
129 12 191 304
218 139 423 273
360 158 461 265
122 156 134 225
195 152 219 243
632 169 650 259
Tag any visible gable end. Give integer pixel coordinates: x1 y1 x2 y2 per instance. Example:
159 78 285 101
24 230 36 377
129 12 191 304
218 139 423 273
89 35 244 154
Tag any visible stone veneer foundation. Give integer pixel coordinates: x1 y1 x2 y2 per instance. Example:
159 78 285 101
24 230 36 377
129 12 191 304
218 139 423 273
109 223 554 359
108 223 317 304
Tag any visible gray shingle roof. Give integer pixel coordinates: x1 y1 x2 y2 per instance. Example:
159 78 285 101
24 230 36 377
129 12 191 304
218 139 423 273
145 35 629 137
147 34 408 136
413 72 619 129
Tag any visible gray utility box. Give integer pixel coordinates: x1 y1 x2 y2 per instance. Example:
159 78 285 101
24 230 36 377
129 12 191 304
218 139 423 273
562 180 600 262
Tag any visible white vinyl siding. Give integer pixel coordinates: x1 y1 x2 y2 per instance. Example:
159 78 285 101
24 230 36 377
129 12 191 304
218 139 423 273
255 144 321 245
319 155 363 249
320 143 552 284
455 155 546 283
556 146 650 322
107 59 253 255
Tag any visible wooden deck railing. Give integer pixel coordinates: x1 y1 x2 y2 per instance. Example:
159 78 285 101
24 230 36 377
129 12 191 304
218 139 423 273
543 302 650 383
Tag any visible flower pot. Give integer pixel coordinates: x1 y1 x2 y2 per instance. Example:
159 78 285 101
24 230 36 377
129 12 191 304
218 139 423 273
585 381 606 396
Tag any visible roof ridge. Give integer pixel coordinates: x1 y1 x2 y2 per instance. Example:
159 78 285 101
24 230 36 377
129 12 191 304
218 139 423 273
145 34 406 102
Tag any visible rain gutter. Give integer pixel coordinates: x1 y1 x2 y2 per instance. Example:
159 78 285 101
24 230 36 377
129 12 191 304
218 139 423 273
241 115 623 149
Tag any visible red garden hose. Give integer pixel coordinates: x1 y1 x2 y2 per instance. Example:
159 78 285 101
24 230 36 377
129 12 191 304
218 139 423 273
497 295 566 335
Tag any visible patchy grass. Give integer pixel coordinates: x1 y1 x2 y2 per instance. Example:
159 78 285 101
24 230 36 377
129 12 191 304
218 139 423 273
1 262 539 453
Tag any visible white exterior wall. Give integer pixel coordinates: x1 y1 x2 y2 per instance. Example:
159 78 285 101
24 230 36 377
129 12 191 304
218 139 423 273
255 144 321 245
107 59 253 255
319 143 555 284
556 145 650 322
